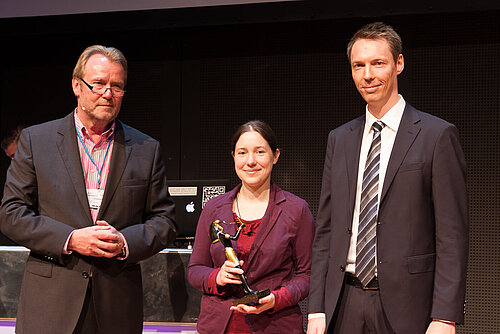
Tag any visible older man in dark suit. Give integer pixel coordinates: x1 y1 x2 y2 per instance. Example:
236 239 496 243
1 45 177 334
307 22 468 334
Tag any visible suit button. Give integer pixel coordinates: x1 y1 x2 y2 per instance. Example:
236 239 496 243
347 228 352 235
340 265 345 272
82 272 90 279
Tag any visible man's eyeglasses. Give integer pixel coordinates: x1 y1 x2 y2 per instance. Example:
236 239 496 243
78 77 126 97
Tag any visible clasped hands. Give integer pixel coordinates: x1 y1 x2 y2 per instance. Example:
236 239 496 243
68 220 125 258
216 260 275 314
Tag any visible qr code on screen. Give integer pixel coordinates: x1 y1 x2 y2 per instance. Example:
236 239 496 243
202 186 226 208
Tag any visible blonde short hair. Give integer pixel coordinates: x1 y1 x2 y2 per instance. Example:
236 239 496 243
72 45 128 84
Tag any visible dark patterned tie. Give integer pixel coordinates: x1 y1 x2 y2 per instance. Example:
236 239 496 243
356 120 385 287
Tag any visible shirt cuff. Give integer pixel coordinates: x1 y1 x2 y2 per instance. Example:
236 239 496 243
432 319 455 325
208 268 226 295
308 313 326 320
116 232 129 260
270 287 293 313
62 230 75 255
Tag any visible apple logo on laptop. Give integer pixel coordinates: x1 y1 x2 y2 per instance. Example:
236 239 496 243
186 201 195 213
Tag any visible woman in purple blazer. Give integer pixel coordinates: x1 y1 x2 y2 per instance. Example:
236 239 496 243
187 121 315 334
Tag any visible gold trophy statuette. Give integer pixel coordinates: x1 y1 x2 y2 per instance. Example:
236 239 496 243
210 220 270 306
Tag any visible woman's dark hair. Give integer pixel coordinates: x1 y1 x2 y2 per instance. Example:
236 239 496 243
231 120 278 153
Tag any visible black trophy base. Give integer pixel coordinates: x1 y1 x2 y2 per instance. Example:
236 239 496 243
232 289 271 306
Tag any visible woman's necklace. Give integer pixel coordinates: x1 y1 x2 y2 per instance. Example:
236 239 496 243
236 189 269 221
236 192 243 221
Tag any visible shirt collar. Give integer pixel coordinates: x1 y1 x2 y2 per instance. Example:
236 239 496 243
74 109 115 142
365 95 406 134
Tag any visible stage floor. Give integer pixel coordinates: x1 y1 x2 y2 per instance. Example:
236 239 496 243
0 320 197 334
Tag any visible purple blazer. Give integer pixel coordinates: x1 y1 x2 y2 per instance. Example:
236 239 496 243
187 183 314 334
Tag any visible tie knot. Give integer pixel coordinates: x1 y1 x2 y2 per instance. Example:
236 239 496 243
372 121 385 133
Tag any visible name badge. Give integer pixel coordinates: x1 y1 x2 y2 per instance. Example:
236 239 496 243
87 188 104 209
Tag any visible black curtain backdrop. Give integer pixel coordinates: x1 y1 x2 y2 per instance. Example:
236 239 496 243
0 4 498 332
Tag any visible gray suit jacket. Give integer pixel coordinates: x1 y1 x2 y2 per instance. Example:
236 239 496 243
0 111 177 334
308 104 469 333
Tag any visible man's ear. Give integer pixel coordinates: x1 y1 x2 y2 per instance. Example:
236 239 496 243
72 77 81 98
396 54 404 75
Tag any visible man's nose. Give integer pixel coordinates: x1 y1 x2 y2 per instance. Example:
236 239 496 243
102 88 114 98
363 65 374 80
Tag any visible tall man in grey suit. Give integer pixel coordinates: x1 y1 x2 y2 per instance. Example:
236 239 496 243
1 45 177 334
307 23 468 334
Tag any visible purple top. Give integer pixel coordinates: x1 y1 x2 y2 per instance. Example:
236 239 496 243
187 183 315 334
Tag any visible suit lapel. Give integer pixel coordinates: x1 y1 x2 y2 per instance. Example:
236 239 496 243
56 112 93 226
345 116 365 225
380 104 421 202
97 120 132 219
245 184 284 270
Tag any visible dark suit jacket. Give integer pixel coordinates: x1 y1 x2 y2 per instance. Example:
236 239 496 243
308 103 469 333
187 183 315 334
0 112 177 334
